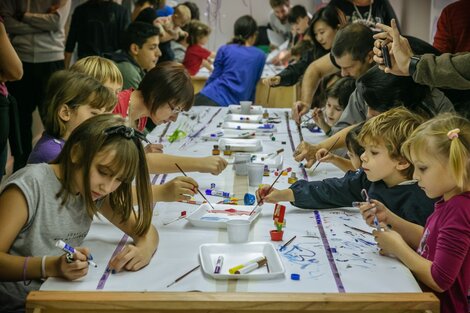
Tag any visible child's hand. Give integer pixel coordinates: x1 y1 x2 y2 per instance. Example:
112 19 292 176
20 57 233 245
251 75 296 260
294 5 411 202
315 148 335 163
59 247 90 280
108 244 152 272
198 156 228 175
357 199 390 226
373 229 407 256
255 185 294 204
311 107 329 130
162 176 197 202
144 143 164 154
262 76 281 87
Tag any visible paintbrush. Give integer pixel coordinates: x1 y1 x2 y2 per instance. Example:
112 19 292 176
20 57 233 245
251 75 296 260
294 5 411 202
166 265 201 288
343 224 373 235
249 169 285 215
310 136 340 173
266 85 271 105
280 235 296 251
174 163 217 211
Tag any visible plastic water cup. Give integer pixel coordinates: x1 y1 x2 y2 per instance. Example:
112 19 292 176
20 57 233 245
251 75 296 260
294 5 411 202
227 220 250 243
240 101 252 114
233 153 251 176
248 163 264 187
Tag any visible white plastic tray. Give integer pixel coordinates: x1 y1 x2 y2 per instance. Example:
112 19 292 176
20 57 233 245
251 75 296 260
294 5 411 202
218 138 262 152
199 242 285 280
228 105 263 115
222 122 276 133
187 203 261 228
225 114 263 123
201 129 255 141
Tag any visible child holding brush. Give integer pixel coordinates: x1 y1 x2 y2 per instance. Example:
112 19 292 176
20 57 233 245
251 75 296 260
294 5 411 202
256 107 435 226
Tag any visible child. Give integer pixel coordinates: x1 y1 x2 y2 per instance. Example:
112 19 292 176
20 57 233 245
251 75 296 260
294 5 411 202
70 55 124 96
154 4 192 44
359 113 470 313
194 15 266 107
0 114 158 311
183 20 215 75
312 77 356 136
287 5 311 43
28 70 117 164
256 107 435 226
315 122 365 172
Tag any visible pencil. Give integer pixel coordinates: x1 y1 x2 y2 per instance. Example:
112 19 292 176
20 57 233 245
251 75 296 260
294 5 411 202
166 264 201 288
280 235 296 251
174 163 217 211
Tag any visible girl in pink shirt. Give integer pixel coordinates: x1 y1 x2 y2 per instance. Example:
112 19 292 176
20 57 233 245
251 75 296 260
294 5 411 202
360 113 470 313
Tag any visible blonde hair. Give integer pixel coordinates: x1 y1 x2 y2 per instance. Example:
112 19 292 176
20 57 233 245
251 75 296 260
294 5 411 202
357 107 425 179
71 56 123 87
174 4 191 25
44 70 117 138
402 113 470 190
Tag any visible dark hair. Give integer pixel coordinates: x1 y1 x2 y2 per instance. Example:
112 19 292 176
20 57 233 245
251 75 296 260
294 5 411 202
135 7 158 24
309 6 342 59
187 20 211 46
230 15 258 45
121 21 160 51
287 5 308 24
331 23 373 61
345 122 365 157
183 1 200 20
291 39 314 57
138 61 194 113
135 0 158 6
55 114 152 236
326 77 356 110
269 0 289 8
357 66 434 117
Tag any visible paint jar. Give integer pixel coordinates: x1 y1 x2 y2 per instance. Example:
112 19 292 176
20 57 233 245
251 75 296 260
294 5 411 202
247 163 264 187
233 153 251 176
270 230 284 241
212 145 220 156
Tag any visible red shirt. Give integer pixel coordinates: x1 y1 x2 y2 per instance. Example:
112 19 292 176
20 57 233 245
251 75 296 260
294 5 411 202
183 44 211 75
113 89 147 132
433 0 470 53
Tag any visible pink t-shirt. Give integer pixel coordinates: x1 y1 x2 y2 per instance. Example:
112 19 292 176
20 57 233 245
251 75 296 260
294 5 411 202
417 192 470 313
113 89 147 132
183 44 211 75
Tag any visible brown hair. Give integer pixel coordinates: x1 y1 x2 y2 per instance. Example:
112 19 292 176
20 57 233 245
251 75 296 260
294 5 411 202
270 0 289 8
44 70 117 138
55 114 152 236
138 61 194 113
187 20 211 46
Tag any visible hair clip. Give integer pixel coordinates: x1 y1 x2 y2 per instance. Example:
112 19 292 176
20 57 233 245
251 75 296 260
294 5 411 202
104 125 150 143
447 128 460 140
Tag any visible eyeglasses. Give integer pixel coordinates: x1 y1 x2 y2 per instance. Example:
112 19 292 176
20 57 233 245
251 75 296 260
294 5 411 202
168 102 183 114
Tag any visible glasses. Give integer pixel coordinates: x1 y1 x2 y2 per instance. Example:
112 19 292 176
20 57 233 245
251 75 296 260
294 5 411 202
168 102 183 114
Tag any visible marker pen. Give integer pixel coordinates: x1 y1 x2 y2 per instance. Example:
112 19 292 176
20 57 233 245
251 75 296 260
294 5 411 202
213 256 224 274
205 189 231 198
55 240 97 268
234 257 267 274
210 131 224 138
228 256 265 274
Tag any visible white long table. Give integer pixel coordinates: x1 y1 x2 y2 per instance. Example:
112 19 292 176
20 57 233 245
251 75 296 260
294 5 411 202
29 107 438 313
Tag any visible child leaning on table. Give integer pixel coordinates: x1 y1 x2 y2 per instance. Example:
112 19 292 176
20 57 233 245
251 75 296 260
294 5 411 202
256 107 435 226
315 122 365 172
359 113 470 313
0 114 159 312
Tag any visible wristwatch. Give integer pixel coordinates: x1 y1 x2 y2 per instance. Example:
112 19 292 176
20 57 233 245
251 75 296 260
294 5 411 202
408 55 422 76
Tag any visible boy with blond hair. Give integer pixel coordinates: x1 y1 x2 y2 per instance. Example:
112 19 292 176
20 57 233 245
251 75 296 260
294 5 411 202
256 107 435 226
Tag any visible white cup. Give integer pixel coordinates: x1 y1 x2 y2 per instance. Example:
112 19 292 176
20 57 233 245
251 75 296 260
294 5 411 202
248 163 264 187
233 153 251 176
227 219 250 243
240 101 252 114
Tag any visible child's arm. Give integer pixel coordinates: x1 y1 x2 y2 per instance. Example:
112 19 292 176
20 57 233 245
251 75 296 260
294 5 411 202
201 59 213 72
146 153 228 175
374 230 443 292
316 148 355 172
0 186 90 281
99 198 159 273
255 185 295 204
311 107 331 135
